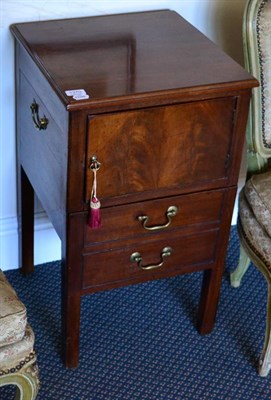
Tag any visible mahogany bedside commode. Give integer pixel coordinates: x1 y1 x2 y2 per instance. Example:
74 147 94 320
10 10 258 368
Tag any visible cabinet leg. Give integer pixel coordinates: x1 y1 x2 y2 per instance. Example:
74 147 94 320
18 167 34 275
61 216 83 368
62 288 81 368
196 189 236 334
197 268 223 334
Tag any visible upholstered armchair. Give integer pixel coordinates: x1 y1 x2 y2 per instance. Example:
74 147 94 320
230 0 271 377
0 270 39 399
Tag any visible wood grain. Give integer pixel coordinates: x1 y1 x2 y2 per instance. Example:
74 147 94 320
10 11 257 112
87 98 236 201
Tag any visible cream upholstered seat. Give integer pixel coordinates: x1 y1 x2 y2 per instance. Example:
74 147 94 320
230 0 271 377
238 173 271 272
0 270 39 399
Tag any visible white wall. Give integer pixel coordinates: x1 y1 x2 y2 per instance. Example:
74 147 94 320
0 0 247 270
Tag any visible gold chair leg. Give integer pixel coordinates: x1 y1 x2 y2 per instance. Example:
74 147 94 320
0 358 39 400
230 244 251 288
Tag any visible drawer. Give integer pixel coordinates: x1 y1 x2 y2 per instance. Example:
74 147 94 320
82 228 218 290
86 97 236 203
84 188 225 246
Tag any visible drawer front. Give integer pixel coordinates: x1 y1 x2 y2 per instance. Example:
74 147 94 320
84 188 225 246
82 229 218 290
86 97 236 202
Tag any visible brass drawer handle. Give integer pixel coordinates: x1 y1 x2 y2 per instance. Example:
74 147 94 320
130 246 173 270
137 206 178 231
30 100 49 130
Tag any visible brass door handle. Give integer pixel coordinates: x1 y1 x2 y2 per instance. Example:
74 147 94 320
137 206 178 231
30 100 49 130
130 246 173 270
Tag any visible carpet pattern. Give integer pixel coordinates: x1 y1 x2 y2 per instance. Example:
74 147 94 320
1 228 271 399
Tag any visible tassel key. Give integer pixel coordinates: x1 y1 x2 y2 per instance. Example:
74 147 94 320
88 156 102 229
88 197 101 229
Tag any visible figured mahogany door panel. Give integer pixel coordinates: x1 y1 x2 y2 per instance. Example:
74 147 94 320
82 228 218 291
86 97 236 202
84 188 225 247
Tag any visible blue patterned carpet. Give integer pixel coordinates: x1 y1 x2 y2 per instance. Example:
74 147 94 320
2 228 271 399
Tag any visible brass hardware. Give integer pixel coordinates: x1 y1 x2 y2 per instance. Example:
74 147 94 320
130 246 172 270
89 156 101 171
30 100 48 130
137 206 178 231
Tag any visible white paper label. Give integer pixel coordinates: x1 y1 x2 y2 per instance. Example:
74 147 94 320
65 89 90 100
73 94 90 100
65 89 86 97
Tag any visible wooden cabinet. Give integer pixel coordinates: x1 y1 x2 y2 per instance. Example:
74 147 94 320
10 10 258 368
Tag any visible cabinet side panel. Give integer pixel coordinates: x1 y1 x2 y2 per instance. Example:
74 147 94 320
17 48 69 239
18 44 68 133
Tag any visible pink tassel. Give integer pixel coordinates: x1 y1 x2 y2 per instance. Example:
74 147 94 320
88 196 101 229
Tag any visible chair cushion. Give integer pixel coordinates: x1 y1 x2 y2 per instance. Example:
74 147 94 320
0 271 27 348
0 324 35 371
239 189 271 270
244 171 271 237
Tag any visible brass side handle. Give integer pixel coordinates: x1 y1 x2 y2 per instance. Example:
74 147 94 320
137 206 178 231
130 246 173 270
30 100 49 131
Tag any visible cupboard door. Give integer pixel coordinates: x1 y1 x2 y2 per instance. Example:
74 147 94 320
86 97 236 201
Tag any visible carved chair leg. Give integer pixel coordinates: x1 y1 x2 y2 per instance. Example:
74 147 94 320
259 280 271 377
0 358 39 400
230 244 251 288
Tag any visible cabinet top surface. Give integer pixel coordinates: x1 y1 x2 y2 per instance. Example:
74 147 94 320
11 10 257 110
